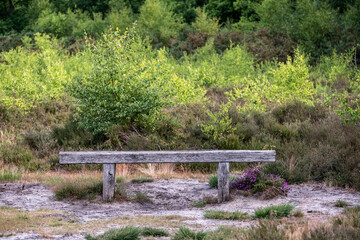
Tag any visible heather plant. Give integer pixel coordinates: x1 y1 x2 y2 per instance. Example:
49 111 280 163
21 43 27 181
230 168 290 196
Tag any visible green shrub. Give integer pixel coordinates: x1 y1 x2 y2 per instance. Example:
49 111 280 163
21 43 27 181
141 227 168 237
192 8 219 36
253 204 295 219
172 227 207 240
85 226 141 240
70 28 201 134
137 0 183 46
204 210 249 220
0 33 81 112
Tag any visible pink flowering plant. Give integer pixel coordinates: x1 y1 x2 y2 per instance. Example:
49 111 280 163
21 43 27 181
230 168 290 196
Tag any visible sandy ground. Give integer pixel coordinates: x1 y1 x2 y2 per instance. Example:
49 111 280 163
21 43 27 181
1 179 360 239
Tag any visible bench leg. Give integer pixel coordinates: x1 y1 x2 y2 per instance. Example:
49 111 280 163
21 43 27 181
103 164 116 201
218 162 230 203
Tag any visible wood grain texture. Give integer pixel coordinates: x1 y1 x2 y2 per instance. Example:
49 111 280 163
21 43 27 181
218 162 230 203
103 164 116 202
59 150 275 164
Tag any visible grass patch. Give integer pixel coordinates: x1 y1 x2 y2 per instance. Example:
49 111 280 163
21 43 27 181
304 205 360 239
292 209 304 218
116 176 125 183
0 169 22 182
131 177 154 183
208 175 218 188
85 226 141 240
172 227 207 240
334 200 349 208
204 210 249 220
54 178 102 200
141 227 169 237
204 227 244 240
0 207 71 234
192 201 207 208
132 192 151 202
253 204 295 219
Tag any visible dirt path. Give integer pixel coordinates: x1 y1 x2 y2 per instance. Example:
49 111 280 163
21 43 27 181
1 179 360 239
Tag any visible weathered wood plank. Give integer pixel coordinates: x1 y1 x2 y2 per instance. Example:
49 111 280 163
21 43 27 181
60 150 275 164
103 164 116 202
218 162 230 203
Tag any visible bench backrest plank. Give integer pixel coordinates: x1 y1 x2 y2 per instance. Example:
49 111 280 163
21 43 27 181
60 150 275 164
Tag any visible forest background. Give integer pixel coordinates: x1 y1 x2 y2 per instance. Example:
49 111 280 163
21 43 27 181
0 0 359 190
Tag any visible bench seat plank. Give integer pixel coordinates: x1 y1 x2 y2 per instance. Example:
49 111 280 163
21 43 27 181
60 150 275 164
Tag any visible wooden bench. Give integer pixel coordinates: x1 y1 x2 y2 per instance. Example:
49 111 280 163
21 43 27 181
59 150 275 203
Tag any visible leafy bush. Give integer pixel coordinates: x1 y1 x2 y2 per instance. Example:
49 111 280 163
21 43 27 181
192 8 219 36
232 50 314 112
230 168 290 197
253 204 295 219
137 0 183 46
0 33 78 112
70 28 201 134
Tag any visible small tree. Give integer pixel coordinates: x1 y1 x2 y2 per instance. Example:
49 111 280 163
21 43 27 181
70 28 200 134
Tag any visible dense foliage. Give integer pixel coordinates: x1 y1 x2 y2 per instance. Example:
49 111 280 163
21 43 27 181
0 0 359 191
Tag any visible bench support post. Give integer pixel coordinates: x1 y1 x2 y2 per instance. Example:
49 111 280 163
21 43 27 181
217 162 230 203
103 164 116 201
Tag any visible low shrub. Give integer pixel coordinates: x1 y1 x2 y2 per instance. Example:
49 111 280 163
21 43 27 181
172 227 207 240
230 168 290 198
85 226 141 240
204 210 249 220
253 204 295 219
